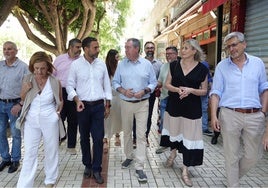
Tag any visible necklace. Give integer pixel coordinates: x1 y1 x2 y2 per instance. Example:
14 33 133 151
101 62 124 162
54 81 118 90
35 77 47 88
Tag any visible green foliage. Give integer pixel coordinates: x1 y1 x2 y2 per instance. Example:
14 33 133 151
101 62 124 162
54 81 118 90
1 0 130 56
97 0 131 58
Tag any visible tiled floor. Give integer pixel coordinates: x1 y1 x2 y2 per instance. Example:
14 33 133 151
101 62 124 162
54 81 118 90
1 107 268 187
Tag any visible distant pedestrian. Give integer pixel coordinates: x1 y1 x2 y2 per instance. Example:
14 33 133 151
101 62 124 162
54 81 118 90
201 60 213 136
210 31 268 187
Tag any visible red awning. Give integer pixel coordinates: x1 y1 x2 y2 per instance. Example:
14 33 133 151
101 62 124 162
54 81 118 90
202 0 227 14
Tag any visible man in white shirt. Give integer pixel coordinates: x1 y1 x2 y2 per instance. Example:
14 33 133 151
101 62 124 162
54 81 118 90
66 37 112 184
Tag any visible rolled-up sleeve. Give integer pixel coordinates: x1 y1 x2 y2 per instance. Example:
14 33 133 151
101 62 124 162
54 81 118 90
66 63 77 101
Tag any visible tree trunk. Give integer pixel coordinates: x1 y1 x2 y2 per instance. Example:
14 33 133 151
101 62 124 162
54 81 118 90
0 0 18 26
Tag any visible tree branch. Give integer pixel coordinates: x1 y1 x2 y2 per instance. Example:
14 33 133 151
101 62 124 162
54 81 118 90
12 7 57 54
77 0 96 39
12 7 55 43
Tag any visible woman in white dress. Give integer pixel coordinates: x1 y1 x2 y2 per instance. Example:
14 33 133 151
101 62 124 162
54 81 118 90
103 49 122 152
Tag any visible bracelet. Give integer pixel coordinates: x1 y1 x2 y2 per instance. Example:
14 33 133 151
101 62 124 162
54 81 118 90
17 102 23 107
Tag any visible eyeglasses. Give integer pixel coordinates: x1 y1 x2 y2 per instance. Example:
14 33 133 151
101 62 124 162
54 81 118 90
166 52 176 55
225 41 243 50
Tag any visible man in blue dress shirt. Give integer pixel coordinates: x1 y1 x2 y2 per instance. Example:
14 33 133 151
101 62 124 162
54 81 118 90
210 32 268 187
112 38 157 183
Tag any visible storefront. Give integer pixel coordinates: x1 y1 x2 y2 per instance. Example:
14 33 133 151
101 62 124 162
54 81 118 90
151 0 230 71
244 0 268 64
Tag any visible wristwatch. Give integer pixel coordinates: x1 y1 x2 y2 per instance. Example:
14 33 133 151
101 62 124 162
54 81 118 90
144 88 150 94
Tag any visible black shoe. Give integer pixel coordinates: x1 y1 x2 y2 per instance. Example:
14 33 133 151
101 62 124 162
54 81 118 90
93 172 104 184
0 161 11 171
211 136 218 145
146 138 150 147
59 136 67 145
8 161 20 173
133 139 136 149
203 130 213 136
83 167 92 178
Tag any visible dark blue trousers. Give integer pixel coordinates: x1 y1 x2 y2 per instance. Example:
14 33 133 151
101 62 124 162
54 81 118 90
77 103 104 173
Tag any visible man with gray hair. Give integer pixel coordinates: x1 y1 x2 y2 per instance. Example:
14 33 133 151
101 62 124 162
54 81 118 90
210 31 268 187
112 38 157 182
0 41 29 173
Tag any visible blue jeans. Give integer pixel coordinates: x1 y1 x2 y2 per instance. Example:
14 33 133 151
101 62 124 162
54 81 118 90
159 97 168 132
0 101 21 162
77 103 104 173
201 94 209 131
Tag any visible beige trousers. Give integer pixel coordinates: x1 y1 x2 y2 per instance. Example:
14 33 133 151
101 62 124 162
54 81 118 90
219 107 265 187
120 99 148 170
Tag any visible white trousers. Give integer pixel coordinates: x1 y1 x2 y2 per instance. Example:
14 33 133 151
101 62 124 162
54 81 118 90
17 113 59 187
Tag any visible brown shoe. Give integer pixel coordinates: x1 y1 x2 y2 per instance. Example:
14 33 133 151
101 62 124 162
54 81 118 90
165 150 177 167
103 138 109 153
146 138 150 147
45 184 54 188
115 134 121 146
182 169 193 187
67 148 77 155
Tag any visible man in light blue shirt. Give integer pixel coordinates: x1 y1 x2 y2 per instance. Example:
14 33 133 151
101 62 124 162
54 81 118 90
112 38 157 183
210 32 268 187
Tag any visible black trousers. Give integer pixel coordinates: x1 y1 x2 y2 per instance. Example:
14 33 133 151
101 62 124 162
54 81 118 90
61 88 78 148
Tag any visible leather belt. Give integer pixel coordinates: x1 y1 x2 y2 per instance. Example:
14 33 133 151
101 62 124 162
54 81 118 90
0 98 21 103
226 107 261 114
124 98 148 103
82 99 104 106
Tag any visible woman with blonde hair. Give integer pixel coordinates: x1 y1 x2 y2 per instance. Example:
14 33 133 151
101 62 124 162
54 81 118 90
160 39 208 187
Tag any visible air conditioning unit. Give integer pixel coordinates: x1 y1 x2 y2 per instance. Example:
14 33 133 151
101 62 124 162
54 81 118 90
159 16 168 31
153 24 160 37
170 7 175 20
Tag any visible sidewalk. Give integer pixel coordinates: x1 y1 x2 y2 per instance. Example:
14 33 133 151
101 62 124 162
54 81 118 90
1 108 268 187
107 111 268 188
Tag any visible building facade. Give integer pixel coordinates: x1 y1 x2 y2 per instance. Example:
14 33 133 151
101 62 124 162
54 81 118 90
142 0 268 73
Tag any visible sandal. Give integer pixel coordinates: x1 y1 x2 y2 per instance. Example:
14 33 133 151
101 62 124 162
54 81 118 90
182 169 193 187
165 150 177 167
103 138 109 153
115 134 121 146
